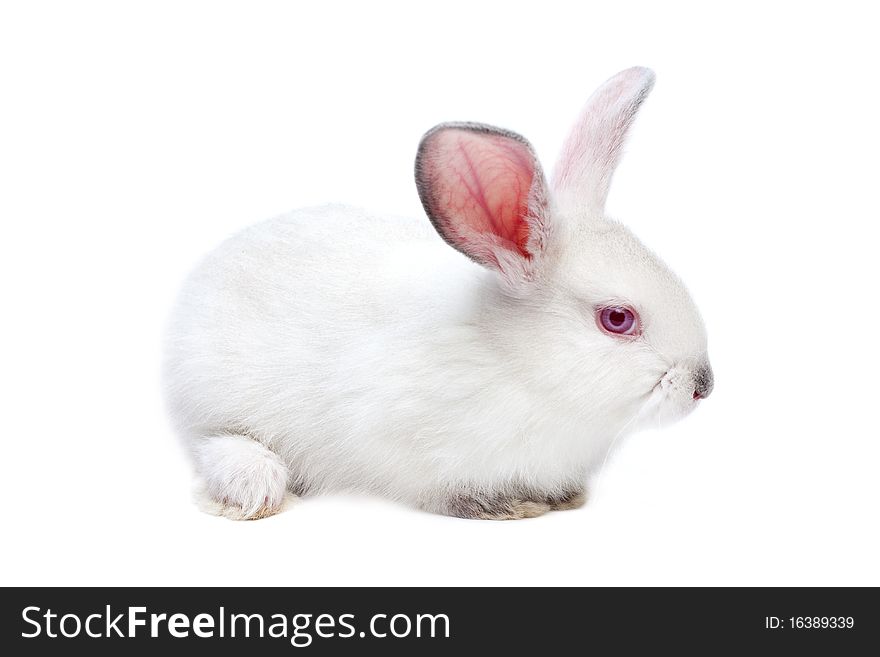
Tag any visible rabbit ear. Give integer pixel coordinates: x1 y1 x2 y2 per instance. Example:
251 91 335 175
552 67 655 214
415 122 550 277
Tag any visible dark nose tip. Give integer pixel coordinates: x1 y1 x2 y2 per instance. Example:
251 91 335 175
693 363 714 400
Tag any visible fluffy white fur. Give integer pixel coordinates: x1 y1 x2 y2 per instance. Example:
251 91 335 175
164 67 710 520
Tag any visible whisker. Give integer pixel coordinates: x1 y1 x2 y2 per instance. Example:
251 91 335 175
645 340 675 368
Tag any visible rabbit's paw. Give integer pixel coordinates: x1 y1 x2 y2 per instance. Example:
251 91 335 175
488 500 552 520
194 434 290 520
446 495 552 521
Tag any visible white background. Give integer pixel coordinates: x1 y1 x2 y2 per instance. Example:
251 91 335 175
1 1 878 586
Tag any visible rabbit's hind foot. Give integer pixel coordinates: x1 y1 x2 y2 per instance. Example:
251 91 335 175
193 433 290 520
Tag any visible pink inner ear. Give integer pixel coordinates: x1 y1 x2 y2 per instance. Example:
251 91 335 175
420 128 538 261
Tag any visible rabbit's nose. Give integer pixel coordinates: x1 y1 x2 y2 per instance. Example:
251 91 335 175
692 363 714 400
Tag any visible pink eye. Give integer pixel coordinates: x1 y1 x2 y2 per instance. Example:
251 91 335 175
598 306 640 337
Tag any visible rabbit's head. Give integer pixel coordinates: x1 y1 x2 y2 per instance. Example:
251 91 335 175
415 67 711 432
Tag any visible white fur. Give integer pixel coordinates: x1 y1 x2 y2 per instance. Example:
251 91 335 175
194 434 289 519
163 68 710 519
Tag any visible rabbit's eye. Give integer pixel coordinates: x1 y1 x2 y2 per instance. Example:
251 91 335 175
597 306 640 337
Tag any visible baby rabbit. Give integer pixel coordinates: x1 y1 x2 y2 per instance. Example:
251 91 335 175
164 67 712 520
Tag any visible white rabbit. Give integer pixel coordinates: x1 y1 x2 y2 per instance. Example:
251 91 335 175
164 67 712 521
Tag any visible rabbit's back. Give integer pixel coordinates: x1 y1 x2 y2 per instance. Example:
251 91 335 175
163 205 498 496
